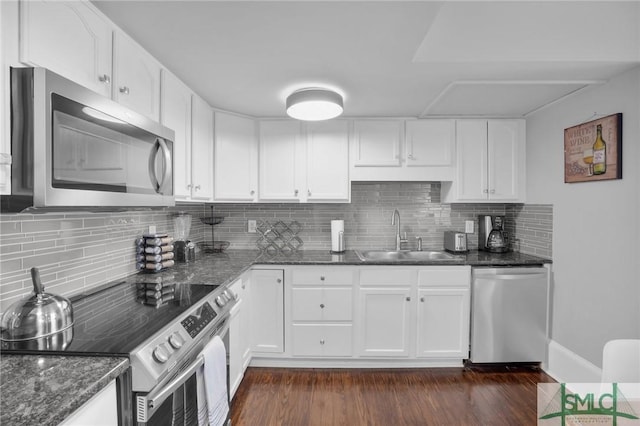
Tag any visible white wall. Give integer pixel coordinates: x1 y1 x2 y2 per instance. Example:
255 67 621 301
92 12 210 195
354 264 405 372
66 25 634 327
527 66 640 369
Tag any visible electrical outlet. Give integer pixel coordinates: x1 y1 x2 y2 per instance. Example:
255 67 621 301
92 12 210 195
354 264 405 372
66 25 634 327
247 220 257 233
465 220 474 234
148 225 157 234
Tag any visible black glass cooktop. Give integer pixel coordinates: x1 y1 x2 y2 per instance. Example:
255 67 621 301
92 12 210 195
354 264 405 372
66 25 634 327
0 280 217 356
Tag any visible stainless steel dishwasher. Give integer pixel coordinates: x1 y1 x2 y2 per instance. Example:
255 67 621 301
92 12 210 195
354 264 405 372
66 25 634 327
470 266 549 363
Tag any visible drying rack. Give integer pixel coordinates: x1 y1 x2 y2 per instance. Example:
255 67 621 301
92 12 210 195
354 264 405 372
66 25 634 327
199 206 228 253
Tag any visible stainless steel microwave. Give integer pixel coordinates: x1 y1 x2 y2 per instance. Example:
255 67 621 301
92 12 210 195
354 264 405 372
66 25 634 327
5 67 175 212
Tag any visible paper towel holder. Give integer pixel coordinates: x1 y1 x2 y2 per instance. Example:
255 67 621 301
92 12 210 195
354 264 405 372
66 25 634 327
330 230 345 254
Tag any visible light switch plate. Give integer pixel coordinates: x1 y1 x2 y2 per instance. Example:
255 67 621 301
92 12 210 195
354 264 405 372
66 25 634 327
465 220 474 234
247 220 257 233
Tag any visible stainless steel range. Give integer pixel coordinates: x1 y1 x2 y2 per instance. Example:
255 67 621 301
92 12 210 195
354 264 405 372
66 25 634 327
1 277 236 426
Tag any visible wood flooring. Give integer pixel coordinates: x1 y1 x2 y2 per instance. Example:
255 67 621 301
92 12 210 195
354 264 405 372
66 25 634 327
230 365 555 426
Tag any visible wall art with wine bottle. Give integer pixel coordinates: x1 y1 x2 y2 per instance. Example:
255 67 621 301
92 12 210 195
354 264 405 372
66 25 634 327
563 113 622 183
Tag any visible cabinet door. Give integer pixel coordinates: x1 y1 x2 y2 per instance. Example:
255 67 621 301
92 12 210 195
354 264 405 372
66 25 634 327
190 95 214 201
259 120 303 201
405 120 454 167
305 120 349 202
20 0 112 98
416 288 470 359
228 285 243 399
112 32 161 121
352 120 403 167
357 287 411 357
250 269 284 353
214 112 258 201
160 70 192 199
455 120 488 201
228 277 251 398
488 120 522 201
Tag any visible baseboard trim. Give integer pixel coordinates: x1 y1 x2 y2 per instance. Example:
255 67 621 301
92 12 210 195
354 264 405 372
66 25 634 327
544 339 602 383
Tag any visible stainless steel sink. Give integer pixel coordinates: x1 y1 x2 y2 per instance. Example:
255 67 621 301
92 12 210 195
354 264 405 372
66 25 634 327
354 250 459 262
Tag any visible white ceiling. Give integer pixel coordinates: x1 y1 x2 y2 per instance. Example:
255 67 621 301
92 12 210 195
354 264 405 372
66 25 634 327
92 0 640 119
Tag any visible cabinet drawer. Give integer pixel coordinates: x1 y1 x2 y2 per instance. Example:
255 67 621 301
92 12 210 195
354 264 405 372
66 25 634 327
291 288 352 321
417 267 470 287
292 324 352 357
292 268 353 285
359 268 413 285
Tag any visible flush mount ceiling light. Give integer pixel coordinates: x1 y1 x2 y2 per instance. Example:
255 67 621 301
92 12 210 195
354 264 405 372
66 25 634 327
286 88 344 121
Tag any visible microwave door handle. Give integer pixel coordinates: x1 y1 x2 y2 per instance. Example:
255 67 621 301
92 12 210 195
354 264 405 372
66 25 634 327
148 138 172 193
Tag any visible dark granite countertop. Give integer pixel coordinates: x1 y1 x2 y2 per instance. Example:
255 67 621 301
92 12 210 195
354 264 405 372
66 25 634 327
135 249 550 285
0 355 128 425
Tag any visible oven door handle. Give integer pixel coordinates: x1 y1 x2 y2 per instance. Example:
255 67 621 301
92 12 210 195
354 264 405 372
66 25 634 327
147 319 230 409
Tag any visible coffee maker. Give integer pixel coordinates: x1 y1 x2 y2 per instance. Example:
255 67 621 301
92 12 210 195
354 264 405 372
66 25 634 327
478 215 509 253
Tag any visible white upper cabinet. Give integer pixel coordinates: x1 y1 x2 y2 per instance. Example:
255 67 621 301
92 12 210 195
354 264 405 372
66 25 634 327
112 32 161 121
352 120 403 167
350 119 455 181
19 0 113 98
19 0 162 120
214 112 258 202
160 70 192 200
259 120 303 201
405 120 454 167
442 119 525 203
305 120 350 202
190 94 214 201
258 119 350 203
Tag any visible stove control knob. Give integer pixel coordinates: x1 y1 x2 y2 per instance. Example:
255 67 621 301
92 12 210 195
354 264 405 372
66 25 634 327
168 332 184 349
153 345 170 363
216 296 225 307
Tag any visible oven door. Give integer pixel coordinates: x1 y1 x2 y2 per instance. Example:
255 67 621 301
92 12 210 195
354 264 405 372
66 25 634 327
134 320 230 426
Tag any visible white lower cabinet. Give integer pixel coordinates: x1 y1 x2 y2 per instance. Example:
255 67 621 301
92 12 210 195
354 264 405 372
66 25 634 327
416 288 470 358
289 267 355 358
250 265 470 367
358 287 412 357
250 269 284 354
61 380 117 426
228 275 251 399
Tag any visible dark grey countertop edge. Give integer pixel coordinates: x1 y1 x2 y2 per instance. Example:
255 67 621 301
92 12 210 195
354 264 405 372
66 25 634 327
0 355 129 426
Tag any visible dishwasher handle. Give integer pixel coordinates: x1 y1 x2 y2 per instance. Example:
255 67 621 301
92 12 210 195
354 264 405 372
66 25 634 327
475 272 547 281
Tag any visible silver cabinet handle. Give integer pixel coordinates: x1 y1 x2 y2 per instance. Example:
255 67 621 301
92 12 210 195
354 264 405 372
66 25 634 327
320 339 325 345
420 297 425 302
320 304 325 309
308 189 312 196
406 297 411 302
119 86 130 95
483 189 489 194
490 189 496 194
98 74 110 84
407 153 414 160
195 185 201 191
320 276 325 281
148 138 172 194
276 278 282 283
250 190 255 195
294 189 299 196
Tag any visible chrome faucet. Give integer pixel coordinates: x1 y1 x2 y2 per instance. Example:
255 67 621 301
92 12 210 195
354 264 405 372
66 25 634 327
391 209 407 250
